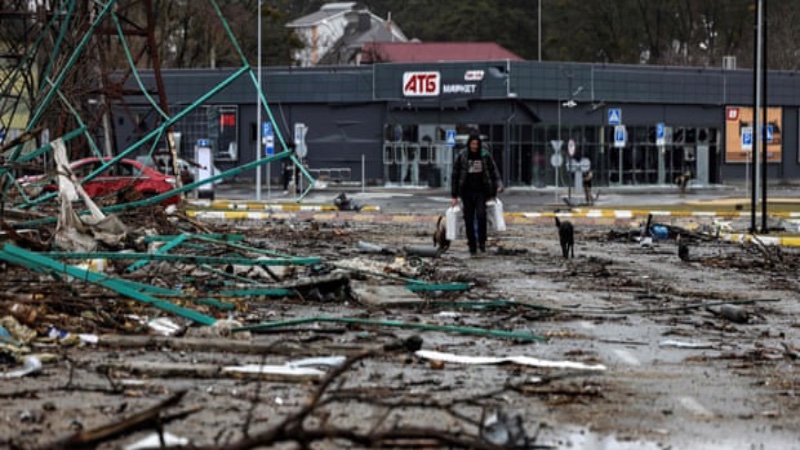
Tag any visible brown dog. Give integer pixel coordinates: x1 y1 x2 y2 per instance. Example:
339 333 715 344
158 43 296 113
433 215 450 252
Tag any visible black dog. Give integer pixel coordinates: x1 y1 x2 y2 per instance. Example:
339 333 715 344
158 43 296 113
433 215 450 252
554 216 574 259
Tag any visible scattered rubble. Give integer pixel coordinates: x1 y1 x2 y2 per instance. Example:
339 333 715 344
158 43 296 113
2 176 800 448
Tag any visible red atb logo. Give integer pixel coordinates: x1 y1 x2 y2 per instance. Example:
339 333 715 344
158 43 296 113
402 72 440 97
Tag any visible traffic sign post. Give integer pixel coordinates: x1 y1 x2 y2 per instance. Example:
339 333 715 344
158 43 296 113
550 141 563 204
445 129 456 148
263 122 274 156
294 123 308 158
608 108 622 125
263 122 274 198
741 126 753 152
742 126 753 194
613 125 627 148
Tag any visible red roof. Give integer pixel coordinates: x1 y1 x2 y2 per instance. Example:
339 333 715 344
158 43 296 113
360 42 524 63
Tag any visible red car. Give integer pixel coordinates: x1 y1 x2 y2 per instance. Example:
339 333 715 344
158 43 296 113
19 157 180 206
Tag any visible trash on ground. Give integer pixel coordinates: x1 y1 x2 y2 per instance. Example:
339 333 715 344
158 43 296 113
415 349 606 371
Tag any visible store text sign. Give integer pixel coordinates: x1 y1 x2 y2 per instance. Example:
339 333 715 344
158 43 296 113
402 72 441 97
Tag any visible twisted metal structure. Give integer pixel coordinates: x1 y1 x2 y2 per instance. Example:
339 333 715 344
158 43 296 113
0 0 299 219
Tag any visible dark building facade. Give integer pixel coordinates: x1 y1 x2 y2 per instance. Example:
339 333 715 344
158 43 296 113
118 61 800 189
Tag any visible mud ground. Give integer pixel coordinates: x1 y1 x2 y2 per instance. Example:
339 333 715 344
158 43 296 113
1 214 799 449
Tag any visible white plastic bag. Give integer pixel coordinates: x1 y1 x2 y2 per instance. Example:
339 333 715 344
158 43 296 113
445 205 464 240
486 198 506 232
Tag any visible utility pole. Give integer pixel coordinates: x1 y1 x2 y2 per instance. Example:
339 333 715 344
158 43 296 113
256 1 262 201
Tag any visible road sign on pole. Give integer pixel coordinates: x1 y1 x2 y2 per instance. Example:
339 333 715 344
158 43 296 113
742 126 753 152
613 125 627 148
656 122 665 146
445 129 456 147
263 122 274 156
608 108 622 125
294 123 308 158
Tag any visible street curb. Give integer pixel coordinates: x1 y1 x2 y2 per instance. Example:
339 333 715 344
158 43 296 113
718 233 800 247
513 209 800 219
186 200 380 212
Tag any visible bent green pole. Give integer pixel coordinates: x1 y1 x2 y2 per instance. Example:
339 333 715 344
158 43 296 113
0 244 216 326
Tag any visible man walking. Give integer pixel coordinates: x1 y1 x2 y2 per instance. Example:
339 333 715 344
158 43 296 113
450 134 503 255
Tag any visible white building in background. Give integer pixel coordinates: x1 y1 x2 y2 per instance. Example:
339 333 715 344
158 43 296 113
286 2 407 67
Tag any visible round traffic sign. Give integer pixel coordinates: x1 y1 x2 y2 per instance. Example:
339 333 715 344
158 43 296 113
567 139 576 156
579 157 591 172
550 153 563 167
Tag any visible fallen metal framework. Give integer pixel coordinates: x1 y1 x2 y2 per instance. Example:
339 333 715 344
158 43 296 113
0 0 311 220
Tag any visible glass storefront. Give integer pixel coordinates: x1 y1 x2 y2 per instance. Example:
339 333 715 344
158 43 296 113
383 122 719 188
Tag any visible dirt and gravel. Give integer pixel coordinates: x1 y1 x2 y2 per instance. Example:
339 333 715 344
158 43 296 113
1 210 799 449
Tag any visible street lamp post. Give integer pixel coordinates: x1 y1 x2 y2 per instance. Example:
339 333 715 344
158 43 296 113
255 1 262 201
538 0 542 61
556 84 582 203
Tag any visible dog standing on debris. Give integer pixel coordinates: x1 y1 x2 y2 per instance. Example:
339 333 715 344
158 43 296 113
555 216 574 259
433 215 450 252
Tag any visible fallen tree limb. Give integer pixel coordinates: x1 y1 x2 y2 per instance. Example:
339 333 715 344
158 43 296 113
42 390 191 450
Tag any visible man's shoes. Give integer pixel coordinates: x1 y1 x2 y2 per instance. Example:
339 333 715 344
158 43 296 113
479 243 486 252
469 245 477 256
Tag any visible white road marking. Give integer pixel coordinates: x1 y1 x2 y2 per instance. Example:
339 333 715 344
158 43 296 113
579 321 596 329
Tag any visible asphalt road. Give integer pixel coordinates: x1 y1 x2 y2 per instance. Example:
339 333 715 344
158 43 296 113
208 181 797 216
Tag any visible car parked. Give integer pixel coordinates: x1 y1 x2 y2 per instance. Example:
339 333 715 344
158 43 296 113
18 157 180 205
135 155 222 186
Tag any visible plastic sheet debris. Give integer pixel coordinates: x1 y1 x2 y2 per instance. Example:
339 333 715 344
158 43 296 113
415 349 607 371
124 432 189 450
1 316 37 343
45 327 98 345
147 317 184 336
650 224 669 240
286 356 347 368
482 410 527 447
0 355 42 378
659 339 716 349
224 355 346 377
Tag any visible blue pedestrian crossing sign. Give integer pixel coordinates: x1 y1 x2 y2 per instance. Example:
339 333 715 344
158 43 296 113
608 108 622 125
445 129 456 147
262 122 274 156
613 125 627 148
656 122 665 146
741 126 753 151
